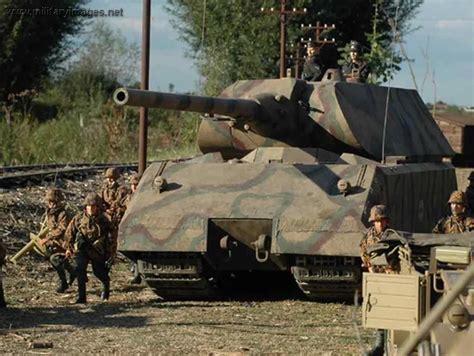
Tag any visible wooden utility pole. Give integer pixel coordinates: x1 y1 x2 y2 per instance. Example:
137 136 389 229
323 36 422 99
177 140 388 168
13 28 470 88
261 1 307 78
138 0 151 175
300 21 336 46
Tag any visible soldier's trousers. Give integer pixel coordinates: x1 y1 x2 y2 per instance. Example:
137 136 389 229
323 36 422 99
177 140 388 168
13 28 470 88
0 270 6 307
75 251 110 298
50 253 76 285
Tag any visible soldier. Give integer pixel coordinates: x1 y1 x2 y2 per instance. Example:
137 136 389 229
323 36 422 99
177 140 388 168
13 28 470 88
342 40 370 83
0 238 7 308
302 42 323 82
123 174 142 284
99 168 127 260
432 190 474 234
465 172 474 214
41 188 76 293
123 173 140 208
65 193 113 304
360 205 391 356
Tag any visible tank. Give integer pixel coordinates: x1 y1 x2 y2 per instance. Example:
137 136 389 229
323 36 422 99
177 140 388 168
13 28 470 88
362 230 474 355
113 77 457 300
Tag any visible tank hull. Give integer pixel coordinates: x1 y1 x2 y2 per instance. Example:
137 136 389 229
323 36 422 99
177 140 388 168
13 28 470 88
118 151 456 299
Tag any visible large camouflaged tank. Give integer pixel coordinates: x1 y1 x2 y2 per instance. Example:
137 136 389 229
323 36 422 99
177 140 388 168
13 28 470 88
113 77 456 300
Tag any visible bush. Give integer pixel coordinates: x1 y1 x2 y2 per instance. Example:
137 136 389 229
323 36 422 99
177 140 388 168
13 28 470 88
0 99 200 165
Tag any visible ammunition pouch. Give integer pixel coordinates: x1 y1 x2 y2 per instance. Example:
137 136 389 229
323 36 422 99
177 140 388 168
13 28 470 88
92 239 106 256
75 233 90 252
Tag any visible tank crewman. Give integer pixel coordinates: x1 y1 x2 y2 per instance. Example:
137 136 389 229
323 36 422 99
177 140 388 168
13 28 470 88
41 188 77 293
342 40 370 83
465 172 474 214
123 174 142 284
99 167 127 258
65 193 113 304
0 238 7 308
432 190 474 234
360 205 392 356
302 42 324 82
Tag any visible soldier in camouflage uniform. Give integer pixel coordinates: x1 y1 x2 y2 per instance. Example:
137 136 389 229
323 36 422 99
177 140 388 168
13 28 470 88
465 172 474 215
123 174 142 284
360 205 391 273
99 168 127 259
342 40 370 83
41 188 76 293
432 190 474 234
0 238 7 308
360 205 391 356
65 193 113 304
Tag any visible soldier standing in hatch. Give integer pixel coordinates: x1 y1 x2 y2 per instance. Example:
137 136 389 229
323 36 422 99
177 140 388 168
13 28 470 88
65 193 113 304
40 188 76 293
99 168 127 260
432 190 474 234
302 42 324 82
0 237 7 308
465 172 474 215
122 174 142 284
360 205 392 356
342 40 370 83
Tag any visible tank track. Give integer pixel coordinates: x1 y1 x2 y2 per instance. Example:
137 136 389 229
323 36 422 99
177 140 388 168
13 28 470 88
138 253 218 299
291 256 362 301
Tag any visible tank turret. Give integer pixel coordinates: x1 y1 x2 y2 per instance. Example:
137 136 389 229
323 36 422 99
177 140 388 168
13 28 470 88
114 78 453 161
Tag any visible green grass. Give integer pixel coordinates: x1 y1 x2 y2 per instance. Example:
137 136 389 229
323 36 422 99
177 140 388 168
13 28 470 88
0 102 200 165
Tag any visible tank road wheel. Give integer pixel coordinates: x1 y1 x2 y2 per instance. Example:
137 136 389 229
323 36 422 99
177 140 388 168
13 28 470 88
290 256 362 301
138 253 222 300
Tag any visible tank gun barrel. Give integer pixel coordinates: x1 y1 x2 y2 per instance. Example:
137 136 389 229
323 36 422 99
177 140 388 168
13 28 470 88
113 88 261 119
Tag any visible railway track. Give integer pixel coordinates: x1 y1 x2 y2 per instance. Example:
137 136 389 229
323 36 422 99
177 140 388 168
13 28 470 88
0 162 140 188
1 158 195 188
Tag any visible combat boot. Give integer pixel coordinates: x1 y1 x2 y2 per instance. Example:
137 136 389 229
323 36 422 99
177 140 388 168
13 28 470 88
101 282 110 301
68 272 76 286
56 271 69 293
75 282 87 304
129 274 142 285
365 329 384 356
0 287 6 308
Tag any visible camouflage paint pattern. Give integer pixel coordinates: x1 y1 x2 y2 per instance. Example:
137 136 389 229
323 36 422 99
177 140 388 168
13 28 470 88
113 78 457 298
114 79 454 161
119 151 456 261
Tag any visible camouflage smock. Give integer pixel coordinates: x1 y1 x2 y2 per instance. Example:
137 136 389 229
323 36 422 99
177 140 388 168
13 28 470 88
100 181 128 223
432 215 474 234
66 211 113 260
44 207 70 253
360 226 385 268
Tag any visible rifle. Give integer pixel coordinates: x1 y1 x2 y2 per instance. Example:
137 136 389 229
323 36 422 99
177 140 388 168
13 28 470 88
10 226 50 265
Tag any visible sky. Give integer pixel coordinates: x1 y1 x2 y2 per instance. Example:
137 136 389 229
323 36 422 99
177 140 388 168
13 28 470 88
90 0 473 106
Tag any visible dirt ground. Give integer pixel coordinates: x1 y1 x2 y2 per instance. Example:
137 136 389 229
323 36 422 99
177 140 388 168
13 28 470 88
0 174 374 354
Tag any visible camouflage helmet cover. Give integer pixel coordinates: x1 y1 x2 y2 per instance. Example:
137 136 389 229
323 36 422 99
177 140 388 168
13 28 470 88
84 192 101 206
129 173 140 185
45 188 63 203
369 205 388 222
468 171 474 181
349 40 362 53
448 190 467 206
105 167 120 179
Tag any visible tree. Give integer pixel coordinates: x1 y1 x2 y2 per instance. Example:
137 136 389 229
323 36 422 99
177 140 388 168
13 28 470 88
58 20 140 101
0 0 87 115
166 0 423 94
